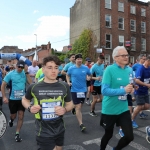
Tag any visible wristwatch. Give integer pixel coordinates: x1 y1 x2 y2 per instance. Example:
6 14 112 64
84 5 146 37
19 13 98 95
25 72 29 74
27 105 32 112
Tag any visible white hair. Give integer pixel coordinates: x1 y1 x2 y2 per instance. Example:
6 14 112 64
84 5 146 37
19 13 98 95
112 46 126 60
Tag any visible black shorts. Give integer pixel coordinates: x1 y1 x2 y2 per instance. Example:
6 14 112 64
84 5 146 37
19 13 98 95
135 94 149 105
9 100 25 114
36 131 65 150
86 81 91 87
100 110 132 130
92 86 101 95
71 92 86 105
127 94 133 106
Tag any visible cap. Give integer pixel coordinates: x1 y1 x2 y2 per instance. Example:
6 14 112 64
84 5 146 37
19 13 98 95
5 66 10 72
75 54 82 60
85 57 91 62
17 60 25 67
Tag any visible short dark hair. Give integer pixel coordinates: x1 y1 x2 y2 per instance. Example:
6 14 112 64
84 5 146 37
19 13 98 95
68 53 75 58
146 55 150 60
98 54 105 59
43 55 60 66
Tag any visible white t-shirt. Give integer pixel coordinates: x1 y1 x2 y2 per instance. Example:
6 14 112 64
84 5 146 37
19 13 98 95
28 66 39 82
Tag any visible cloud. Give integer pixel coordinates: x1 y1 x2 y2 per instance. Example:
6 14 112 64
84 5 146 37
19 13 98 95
33 10 39 14
17 15 69 43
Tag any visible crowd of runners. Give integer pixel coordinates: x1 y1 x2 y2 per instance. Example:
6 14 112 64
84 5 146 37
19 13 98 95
0 45 150 150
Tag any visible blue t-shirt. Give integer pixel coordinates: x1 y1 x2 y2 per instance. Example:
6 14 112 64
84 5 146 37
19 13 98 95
0 69 3 85
132 63 142 77
63 62 75 72
90 63 104 86
67 65 91 92
4 70 27 100
58 65 63 76
135 65 150 95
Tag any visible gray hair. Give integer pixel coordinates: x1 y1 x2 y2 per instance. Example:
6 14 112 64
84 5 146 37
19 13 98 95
112 46 126 60
137 54 146 61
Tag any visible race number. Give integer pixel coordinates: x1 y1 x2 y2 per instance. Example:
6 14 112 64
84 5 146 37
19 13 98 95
0 110 7 138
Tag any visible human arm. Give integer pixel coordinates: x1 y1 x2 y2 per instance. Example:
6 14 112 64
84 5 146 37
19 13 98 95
66 74 72 86
24 65 32 84
1 81 8 103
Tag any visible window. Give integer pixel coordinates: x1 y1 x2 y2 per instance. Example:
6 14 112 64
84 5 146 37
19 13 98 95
118 17 124 30
130 5 136 14
105 34 112 49
141 38 146 51
130 20 136 31
130 56 134 64
105 0 111 9
118 2 124 12
141 22 146 33
105 54 110 65
119 35 124 46
131 37 136 51
141 8 146 17
105 15 111 28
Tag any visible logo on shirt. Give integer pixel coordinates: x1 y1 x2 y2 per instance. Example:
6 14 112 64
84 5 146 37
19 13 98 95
117 78 122 80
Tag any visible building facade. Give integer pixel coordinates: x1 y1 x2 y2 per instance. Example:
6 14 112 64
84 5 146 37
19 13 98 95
70 0 150 63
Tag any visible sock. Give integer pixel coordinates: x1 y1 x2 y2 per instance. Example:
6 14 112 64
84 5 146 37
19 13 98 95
10 118 14 122
87 98 89 101
16 132 19 135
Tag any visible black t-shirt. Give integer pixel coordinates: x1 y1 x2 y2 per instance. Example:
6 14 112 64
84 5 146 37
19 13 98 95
25 80 71 137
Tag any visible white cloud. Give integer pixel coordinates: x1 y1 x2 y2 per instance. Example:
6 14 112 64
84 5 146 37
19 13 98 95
34 23 38 26
33 10 39 14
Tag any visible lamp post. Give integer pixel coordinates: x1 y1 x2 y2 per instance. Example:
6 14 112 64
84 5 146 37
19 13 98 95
34 34 37 61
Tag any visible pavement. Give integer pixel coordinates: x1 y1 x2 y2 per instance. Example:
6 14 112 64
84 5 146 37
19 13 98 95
0 98 150 150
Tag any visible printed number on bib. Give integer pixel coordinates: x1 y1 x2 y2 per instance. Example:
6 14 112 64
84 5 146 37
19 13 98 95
77 92 85 98
0 110 7 138
118 86 127 101
14 90 24 99
42 101 61 120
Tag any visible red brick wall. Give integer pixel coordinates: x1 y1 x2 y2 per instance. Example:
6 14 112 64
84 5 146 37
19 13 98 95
38 49 50 63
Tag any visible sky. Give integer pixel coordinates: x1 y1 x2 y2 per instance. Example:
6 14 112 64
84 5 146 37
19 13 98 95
0 0 75 51
0 0 148 51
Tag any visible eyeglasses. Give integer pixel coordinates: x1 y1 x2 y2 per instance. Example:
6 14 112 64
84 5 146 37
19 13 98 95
18 66 24 69
116 54 129 58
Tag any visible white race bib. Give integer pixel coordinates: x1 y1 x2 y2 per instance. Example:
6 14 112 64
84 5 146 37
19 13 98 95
77 92 85 98
14 90 24 99
42 101 61 120
118 86 127 101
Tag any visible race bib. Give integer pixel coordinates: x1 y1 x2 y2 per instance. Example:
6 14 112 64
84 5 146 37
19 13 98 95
118 86 127 101
14 90 24 99
0 111 7 138
144 78 150 84
42 101 61 120
77 92 85 98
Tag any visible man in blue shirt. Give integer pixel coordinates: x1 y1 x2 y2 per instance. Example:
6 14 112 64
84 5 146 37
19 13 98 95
89 54 104 116
0 66 4 110
132 55 150 128
1 60 31 142
66 54 91 132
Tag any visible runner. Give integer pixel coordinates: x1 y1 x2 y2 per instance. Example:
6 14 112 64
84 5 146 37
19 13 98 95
146 126 150 143
1 60 32 142
100 46 134 150
66 54 91 132
22 55 73 150
89 54 104 116
132 55 150 128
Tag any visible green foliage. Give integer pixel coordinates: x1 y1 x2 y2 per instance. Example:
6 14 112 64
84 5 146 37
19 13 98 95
71 29 92 60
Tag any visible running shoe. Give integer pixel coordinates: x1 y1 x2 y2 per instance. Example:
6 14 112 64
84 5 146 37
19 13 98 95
15 134 22 142
119 129 124 137
8 120 13 127
86 100 91 106
139 112 148 119
80 124 86 132
132 120 138 128
89 111 97 117
71 108 76 115
145 126 150 143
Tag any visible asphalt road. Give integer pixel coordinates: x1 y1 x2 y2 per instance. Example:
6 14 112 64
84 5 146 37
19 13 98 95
0 98 150 150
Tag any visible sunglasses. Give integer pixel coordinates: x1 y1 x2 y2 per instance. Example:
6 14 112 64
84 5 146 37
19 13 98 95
18 66 24 69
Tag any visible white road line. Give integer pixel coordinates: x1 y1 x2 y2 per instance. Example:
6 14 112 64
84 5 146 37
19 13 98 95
132 106 150 112
83 138 112 150
63 145 86 150
115 134 149 150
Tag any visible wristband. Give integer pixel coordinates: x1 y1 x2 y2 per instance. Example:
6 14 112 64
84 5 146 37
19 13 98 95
27 105 32 112
25 72 29 74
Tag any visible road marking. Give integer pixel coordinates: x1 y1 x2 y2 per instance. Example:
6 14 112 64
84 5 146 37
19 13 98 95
83 138 112 150
63 145 86 150
115 134 149 150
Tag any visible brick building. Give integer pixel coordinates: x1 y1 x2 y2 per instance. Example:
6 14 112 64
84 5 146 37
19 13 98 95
0 42 51 65
70 0 150 64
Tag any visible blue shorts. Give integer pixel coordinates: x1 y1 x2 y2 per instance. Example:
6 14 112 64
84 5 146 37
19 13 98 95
71 92 86 105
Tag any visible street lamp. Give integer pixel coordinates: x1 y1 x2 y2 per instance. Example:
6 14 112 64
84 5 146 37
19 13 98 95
34 34 37 61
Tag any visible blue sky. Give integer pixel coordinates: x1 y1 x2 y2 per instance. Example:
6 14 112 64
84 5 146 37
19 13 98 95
0 0 148 51
0 0 75 51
